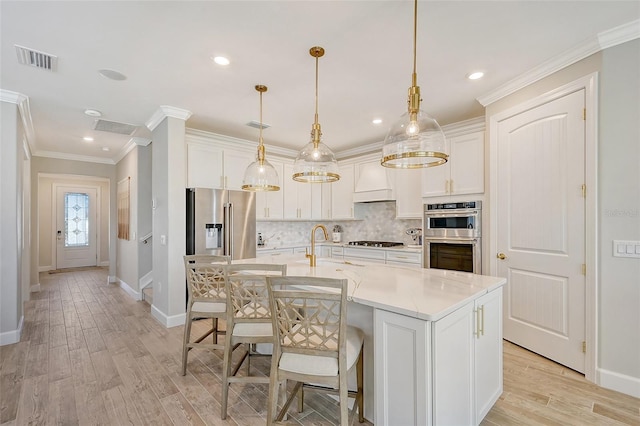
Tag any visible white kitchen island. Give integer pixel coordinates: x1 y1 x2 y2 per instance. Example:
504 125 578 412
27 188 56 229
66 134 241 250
235 254 506 425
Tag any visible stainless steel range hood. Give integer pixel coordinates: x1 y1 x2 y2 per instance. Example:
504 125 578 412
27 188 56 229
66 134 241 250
353 161 395 203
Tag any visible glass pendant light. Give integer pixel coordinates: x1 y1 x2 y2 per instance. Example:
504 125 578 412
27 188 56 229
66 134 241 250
292 46 340 183
242 85 280 191
381 0 448 169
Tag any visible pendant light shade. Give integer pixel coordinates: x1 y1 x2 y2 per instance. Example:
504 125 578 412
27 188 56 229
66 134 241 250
292 46 340 183
242 85 280 191
381 0 448 169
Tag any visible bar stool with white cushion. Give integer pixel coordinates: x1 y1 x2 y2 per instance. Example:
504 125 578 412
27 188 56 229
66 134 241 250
220 263 287 419
265 276 364 425
182 254 230 376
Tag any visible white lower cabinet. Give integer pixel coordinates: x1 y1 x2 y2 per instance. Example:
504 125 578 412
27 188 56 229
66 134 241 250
374 287 503 425
343 247 386 264
374 309 431 426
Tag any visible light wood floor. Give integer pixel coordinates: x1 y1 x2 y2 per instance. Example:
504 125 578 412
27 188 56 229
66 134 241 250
1 268 638 425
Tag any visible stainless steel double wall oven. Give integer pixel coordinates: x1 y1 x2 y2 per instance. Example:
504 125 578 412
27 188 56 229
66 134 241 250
423 201 482 273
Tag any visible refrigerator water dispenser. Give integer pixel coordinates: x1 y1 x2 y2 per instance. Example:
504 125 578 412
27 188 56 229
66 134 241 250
205 223 222 249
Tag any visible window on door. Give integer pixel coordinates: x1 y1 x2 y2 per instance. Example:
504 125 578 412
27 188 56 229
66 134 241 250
64 192 90 247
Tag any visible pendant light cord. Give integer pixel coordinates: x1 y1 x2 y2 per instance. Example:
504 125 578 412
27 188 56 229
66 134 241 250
314 54 319 125
412 0 418 87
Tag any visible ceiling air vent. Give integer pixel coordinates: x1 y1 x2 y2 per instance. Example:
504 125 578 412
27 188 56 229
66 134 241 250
15 45 57 71
93 119 138 136
246 120 271 130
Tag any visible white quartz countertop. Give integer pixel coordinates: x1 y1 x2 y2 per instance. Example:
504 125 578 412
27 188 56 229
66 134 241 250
235 254 505 321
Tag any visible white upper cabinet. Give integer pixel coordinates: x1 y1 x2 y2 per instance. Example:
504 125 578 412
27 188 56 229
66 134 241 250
256 160 284 220
283 164 318 220
186 140 253 190
422 130 485 197
331 164 355 219
393 168 423 219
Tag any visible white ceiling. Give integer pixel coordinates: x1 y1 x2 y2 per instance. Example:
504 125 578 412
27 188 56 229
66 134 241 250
2 1 639 163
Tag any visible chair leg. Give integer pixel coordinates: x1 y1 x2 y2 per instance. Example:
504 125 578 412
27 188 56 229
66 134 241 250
220 335 234 419
266 359 280 426
181 313 193 376
297 386 304 413
339 373 349 426
357 345 364 423
212 317 218 344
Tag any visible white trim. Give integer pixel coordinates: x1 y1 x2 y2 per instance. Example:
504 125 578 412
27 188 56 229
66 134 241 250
33 150 115 165
98 261 109 267
0 89 36 153
186 127 299 158
39 173 110 183
0 316 24 346
108 275 117 283
146 106 192 131
597 368 640 398
38 265 54 272
150 304 186 328
30 284 41 293
117 278 141 301
139 270 153 290
488 73 598 383
478 20 639 107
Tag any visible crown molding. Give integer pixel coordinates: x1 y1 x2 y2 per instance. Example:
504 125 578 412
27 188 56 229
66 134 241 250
33 150 115 165
1 89 37 155
185 127 299 158
146 106 192 131
477 19 640 107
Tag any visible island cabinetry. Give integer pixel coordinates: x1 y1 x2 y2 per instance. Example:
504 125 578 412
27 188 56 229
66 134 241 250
186 141 253 190
422 130 484 197
331 164 355 219
375 287 502 425
374 309 431 426
256 160 284 220
255 247 293 258
385 250 422 267
331 246 344 259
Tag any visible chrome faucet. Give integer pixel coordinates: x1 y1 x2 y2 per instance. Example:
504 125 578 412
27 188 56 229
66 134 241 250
306 224 329 267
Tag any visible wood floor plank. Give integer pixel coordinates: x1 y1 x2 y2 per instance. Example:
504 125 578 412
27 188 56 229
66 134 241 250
24 343 48 378
102 385 143 426
74 381 111 426
15 374 49 425
65 326 87 351
83 327 107 353
160 391 208 426
0 342 29 424
48 344 72 382
90 350 123 392
69 347 97 385
135 354 179 399
47 376 79 425
593 401 640 425
49 324 68 348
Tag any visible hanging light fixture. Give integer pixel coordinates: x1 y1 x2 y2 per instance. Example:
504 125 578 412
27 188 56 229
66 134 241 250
381 0 448 169
292 46 340 183
242 85 280 191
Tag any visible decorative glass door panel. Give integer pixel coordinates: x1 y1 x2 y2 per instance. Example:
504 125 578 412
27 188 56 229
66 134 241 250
64 192 90 247
56 186 98 269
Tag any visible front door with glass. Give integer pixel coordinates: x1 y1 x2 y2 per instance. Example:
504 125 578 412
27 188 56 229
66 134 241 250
56 186 98 269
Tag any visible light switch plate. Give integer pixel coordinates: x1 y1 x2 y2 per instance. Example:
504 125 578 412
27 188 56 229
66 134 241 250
612 240 640 258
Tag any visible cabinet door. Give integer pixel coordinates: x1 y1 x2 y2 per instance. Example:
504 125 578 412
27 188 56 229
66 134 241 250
331 164 355 219
187 143 224 188
374 309 431 426
449 132 484 195
283 164 299 219
394 169 423 219
224 149 254 190
254 161 284 220
432 302 474 426
474 288 503 424
421 160 449 197
320 183 332 219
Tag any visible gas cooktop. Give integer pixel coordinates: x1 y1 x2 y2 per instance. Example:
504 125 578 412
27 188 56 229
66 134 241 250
348 241 404 248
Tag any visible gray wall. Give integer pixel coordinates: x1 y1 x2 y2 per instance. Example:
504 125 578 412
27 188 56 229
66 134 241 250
116 148 139 290
138 144 153 283
487 39 640 391
0 101 25 340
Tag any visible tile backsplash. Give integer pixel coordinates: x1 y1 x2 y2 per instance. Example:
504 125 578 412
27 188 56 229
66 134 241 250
257 201 422 247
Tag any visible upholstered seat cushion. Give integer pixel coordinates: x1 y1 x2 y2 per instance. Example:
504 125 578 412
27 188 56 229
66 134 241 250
191 301 226 313
278 326 364 377
233 322 273 337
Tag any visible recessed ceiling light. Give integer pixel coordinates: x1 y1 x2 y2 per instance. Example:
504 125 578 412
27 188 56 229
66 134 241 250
83 136 94 142
372 118 383 125
212 56 230 66
467 71 484 80
102 147 110 152
84 109 102 117
98 69 127 81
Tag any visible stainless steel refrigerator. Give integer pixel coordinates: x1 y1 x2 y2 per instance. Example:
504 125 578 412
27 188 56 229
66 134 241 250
186 188 256 259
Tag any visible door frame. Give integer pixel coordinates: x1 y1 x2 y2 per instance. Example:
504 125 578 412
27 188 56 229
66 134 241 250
51 181 102 270
488 73 598 382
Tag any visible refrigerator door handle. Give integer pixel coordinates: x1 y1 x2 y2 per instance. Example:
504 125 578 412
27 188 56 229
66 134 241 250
224 203 232 257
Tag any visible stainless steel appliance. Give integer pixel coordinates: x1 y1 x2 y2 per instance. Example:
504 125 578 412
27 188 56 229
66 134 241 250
348 240 404 248
186 188 256 259
423 201 481 273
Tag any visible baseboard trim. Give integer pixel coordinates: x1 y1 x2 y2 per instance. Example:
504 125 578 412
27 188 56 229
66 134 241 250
38 265 53 272
30 283 41 292
139 270 153 289
0 315 24 346
150 304 185 328
107 275 117 284
117 278 141 301
597 367 640 398
99 261 110 267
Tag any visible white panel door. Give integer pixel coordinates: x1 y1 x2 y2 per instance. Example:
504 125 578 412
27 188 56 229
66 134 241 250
496 90 585 372
56 186 98 269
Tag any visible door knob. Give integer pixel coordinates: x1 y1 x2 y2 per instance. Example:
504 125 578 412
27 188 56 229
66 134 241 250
497 253 506 260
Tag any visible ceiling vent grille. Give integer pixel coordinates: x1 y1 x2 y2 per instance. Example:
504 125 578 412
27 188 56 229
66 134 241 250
15 45 57 71
93 119 138 136
246 120 271 130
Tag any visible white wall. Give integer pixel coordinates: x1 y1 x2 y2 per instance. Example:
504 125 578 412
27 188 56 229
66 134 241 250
486 39 640 396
